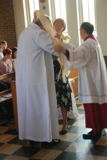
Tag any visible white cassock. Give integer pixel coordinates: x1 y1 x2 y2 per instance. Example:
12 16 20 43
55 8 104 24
15 23 59 142
64 38 107 104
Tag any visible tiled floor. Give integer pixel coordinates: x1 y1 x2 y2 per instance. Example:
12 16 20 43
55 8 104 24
0 100 107 160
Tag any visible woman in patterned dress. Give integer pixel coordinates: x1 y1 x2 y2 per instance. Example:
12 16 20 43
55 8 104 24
53 18 73 134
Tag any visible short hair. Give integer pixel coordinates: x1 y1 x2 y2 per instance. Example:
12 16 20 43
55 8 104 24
80 22 94 34
0 40 7 45
34 15 51 26
3 48 12 56
53 18 66 32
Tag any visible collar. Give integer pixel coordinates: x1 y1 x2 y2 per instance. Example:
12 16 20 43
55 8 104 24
84 35 98 42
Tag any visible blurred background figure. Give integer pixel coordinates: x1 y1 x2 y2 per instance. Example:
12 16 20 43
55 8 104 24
0 40 7 60
0 48 14 91
11 47 17 59
11 47 17 69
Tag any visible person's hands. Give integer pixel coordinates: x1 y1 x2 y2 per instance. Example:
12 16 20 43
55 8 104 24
54 33 61 40
53 40 66 53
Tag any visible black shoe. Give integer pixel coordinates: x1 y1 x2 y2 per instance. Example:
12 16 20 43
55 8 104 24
83 130 101 139
59 129 68 135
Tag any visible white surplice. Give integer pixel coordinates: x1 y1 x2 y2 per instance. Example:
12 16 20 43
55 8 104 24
64 38 107 104
15 23 59 142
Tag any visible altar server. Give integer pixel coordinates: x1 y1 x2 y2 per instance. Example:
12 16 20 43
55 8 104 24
54 22 107 139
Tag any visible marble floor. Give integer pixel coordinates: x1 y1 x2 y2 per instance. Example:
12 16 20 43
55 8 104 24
0 100 107 160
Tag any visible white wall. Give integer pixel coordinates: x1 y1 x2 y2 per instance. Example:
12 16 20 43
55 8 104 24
12 0 26 41
95 0 107 55
66 0 79 47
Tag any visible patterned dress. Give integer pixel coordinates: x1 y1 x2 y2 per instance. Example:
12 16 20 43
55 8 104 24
53 59 72 111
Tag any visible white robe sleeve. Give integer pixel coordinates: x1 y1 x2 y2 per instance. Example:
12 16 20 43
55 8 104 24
63 42 75 71
32 27 58 57
66 39 96 70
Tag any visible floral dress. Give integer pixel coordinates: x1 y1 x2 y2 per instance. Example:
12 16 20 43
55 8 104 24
53 59 72 111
